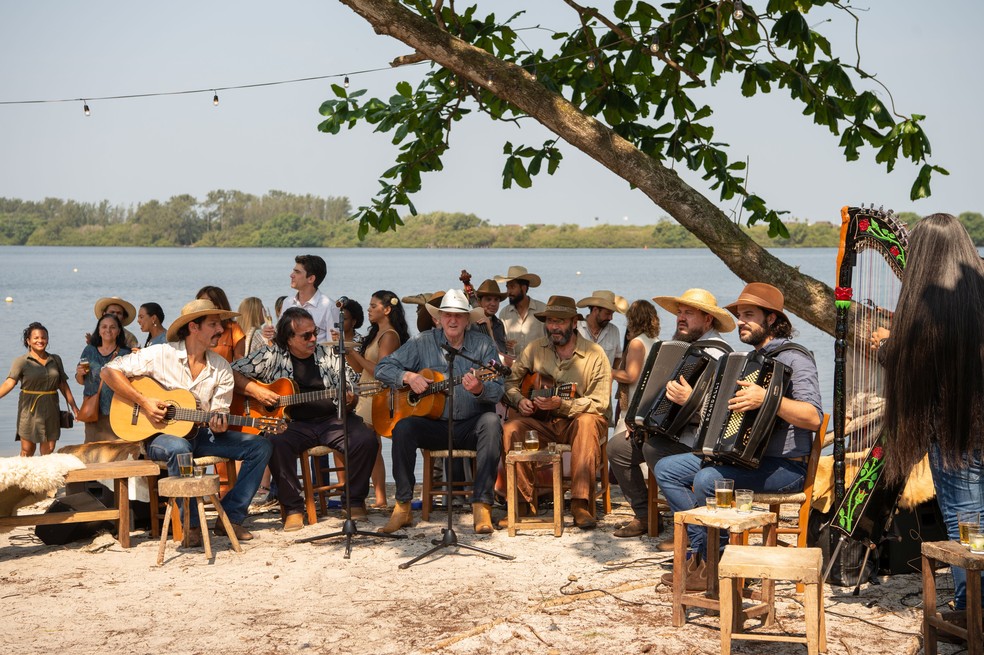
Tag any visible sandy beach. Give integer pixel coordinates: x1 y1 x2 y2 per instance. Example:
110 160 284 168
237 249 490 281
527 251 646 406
0 484 969 655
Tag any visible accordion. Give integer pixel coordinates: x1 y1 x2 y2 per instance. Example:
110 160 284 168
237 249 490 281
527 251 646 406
624 340 686 432
641 345 717 440
695 351 791 468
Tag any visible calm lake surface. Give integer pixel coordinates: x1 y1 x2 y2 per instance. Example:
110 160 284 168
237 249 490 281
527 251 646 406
0 246 838 463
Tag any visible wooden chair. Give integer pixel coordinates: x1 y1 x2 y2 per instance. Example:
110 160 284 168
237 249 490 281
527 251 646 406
420 449 477 521
646 467 670 537
299 445 345 525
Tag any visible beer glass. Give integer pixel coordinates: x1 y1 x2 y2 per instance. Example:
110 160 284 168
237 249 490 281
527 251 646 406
715 479 735 509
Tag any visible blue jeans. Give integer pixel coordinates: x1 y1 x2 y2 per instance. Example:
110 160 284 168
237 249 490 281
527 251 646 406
147 428 273 527
654 453 806 557
928 442 984 610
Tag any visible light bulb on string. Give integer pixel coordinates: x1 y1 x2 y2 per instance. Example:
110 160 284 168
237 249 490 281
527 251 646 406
448 76 457 88
83 100 90 116
529 66 538 82
734 0 744 20
649 36 660 53
343 76 350 88
586 55 596 71
486 72 494 86
212 91 219 106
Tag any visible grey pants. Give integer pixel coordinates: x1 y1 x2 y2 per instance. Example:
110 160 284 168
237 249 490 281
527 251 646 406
608 431 691 520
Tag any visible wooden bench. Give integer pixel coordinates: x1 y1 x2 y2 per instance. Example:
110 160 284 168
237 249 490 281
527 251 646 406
0 460 160 548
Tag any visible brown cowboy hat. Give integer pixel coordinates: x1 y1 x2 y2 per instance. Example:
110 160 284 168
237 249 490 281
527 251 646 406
93 297 136 326
401 290 445 307
652 288 736 333
577 290 629 314
425 289 486 323
534 295 583 322
493 265 541 288
166 299 240 342
725 282 788 322
474 279 507 300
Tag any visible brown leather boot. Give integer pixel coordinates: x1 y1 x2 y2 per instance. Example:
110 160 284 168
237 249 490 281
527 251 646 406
497 501 533 529
378 501 413 534
571 499 597 529
660 555 707 591
472 502 493 534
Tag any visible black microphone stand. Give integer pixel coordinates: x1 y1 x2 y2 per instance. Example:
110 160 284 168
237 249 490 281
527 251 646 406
399 343 514 569
296 317 406 557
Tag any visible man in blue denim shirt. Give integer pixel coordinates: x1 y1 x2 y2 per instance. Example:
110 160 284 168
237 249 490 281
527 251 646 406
655 283 823 591
374 289 504 535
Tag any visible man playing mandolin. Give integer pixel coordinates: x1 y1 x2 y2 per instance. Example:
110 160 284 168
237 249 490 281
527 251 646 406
502 296 612 529
374 289 504 535
102 299 273 544
231 307 379 532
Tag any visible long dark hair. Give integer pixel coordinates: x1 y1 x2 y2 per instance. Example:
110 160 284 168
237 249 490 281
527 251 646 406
361 290 410 354
881 213 984 482
91 314 127 349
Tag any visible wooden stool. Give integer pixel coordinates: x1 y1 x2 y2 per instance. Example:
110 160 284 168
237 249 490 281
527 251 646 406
299 445 345 525
420 449 477 520
672 506 778 627
152 456 237 542
156 474 242 565
505 449 563 537
921 540 984 655
718 546 826 655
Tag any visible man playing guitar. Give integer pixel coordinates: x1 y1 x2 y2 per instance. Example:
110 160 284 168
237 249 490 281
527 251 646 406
374 289 504 535
102 299 273 544
503 296 612 529
230 307 378 532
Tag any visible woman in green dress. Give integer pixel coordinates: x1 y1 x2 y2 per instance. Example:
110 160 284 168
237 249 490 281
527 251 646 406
0 322 79 456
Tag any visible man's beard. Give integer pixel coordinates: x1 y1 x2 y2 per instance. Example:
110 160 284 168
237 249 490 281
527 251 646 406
508 293 524 306
596 318 611 330
672 327 701 343
548 326 574 346
739 324 768 348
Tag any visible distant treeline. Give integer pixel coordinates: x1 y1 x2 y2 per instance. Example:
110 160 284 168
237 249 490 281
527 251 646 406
2 191 981 249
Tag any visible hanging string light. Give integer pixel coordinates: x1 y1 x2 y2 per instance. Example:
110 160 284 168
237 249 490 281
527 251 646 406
649 36 660 53
212 91 219 106
528 66 538 81
486 72 494 86
586 55 597 71
343 76 350 88
82 100 90 116
733 0 744 20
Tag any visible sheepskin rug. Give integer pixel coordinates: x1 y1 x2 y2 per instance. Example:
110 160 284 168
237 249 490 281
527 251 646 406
0 454 86 525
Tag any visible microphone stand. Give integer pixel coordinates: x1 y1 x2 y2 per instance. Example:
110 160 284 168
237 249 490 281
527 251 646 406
296 317 406 558
399 343 513 569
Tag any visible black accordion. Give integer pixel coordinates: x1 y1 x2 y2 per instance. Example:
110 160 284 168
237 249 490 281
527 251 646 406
695 351 791 468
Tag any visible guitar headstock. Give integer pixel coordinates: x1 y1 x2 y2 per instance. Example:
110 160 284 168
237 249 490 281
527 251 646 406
355 380 386 397
254 417 288 434
556 382 577 399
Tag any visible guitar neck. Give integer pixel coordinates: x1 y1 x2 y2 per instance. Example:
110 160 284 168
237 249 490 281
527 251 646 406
529 387 562 399
277 387 340 408
169 406 261 429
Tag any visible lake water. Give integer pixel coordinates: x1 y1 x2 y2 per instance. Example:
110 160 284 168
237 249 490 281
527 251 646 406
0 246 838 464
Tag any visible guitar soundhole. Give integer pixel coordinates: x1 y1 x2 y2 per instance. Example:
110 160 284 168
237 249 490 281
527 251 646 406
407 394 420 407
163 404 177 423
263 404 277 412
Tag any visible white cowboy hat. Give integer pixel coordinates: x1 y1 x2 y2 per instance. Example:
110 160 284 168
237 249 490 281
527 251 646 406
425 289 486 323
166 299 240 342
93 297 137 326
493 265 542 288
576 290 629 314
652 288 736 333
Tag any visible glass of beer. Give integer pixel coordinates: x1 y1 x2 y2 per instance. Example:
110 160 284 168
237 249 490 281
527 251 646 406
958 511 980 546
78 357 90 375
523 430 540 451
177 453 194 477
715 479 735 509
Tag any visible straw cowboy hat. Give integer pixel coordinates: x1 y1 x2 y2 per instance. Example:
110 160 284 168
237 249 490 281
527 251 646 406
577 290 629 314
474 279 507 300
93 297 137 325
534 295 584 322
401 290 445 307
166 299 240 342
652 288 736 333
493 265 542 288
725 282 789 323
425 289 486 323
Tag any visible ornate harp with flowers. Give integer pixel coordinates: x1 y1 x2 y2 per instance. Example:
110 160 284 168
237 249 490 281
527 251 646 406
830 205 909 542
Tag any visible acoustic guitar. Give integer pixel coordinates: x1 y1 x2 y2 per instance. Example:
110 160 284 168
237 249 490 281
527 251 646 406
371 367 500 437
228 378 384 435
519 372 577 420
109 376 287 442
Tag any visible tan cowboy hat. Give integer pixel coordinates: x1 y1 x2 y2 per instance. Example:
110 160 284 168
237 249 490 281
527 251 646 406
577 290 629 314
425 289 486 323
493 265 541 288
93 297 136 325
474 279 507 300
725 282 788 322
166 299 240 342
401 290 445 307
652 288 736 333
534 295 583 322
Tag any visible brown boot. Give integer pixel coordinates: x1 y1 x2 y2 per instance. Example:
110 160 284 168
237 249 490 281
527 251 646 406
571 499 597 529
660 555 707 591
472 503 494 534
497 501 533 529
613 517 646 538
378 501 413 534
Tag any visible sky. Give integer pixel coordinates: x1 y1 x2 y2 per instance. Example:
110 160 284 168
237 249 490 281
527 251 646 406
0 1 980 228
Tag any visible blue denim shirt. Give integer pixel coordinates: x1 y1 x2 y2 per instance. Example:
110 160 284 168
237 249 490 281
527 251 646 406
759 337 824 458
374 328 504 420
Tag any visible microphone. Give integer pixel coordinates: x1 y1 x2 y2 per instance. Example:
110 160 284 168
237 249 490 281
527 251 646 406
486 359 512 377
335 296 350 308
441 343 460 357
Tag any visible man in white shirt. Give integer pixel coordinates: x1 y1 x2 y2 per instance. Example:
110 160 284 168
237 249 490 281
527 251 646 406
102 299 272 544
494 265 546 359
284 254 339 340
576 290 627 367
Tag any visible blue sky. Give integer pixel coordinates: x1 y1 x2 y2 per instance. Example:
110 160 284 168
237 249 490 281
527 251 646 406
0 1 979 227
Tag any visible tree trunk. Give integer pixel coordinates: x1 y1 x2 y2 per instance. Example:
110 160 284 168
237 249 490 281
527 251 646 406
339 0 836 335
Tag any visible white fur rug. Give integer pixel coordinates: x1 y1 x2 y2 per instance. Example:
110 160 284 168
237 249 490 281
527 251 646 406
0 454 86 525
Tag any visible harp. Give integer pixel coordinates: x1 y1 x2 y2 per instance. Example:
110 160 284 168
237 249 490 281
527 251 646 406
830 205 909 543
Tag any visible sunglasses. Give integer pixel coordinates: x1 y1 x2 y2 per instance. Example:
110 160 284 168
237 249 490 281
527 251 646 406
295 328 320 341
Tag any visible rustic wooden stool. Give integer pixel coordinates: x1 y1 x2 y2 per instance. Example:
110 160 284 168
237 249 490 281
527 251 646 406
420 449 477 520
921 540 984 655
505 449 563 537
156 474 242 565
718 546 826 655
671 506 778 627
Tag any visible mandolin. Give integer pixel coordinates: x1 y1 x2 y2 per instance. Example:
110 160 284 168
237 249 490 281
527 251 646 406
109 376 287 442
371 366 500 437
518 372 577 420
229 377 384 434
